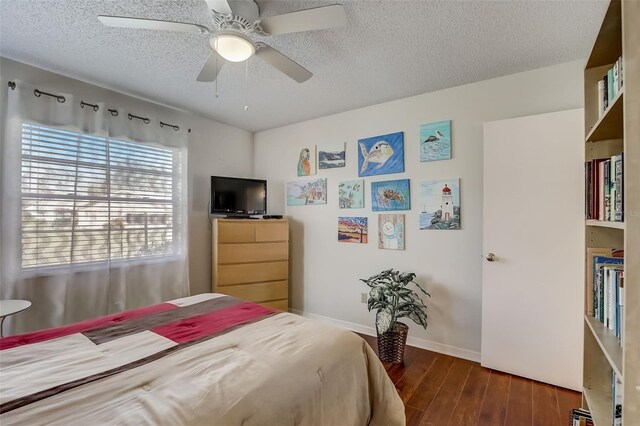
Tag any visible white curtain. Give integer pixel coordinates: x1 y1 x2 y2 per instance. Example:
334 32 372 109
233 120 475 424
1 80 189 335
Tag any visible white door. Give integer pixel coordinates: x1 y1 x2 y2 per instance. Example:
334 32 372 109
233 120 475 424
482 109 584 391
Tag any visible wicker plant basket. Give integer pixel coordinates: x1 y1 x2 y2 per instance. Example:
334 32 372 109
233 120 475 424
377 322 409 363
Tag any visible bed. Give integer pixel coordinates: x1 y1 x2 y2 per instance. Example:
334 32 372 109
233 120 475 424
0 293 405 425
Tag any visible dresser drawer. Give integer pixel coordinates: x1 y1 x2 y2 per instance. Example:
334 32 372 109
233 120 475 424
217 261 288 286
220 281 288 302
255 222 288 242
218 242 288 264
261 299 289 311
218 222 255 243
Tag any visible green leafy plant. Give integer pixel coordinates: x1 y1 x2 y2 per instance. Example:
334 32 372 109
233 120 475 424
360 269 430 334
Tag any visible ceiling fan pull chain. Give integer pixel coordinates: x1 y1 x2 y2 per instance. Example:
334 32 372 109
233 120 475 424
244 60 249 111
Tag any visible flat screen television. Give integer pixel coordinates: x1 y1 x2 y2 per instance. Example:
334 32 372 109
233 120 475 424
210 176 267 216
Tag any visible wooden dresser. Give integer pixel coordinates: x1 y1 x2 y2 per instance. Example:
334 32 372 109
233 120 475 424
211 218 289 311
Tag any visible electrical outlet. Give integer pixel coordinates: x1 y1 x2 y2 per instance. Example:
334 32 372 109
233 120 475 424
361 292 368 303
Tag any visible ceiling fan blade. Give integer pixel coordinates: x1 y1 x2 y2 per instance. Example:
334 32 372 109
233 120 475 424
197 50 225 82
97 15 209 34
204 0 233 15
255 43 312 83
259 4 347 36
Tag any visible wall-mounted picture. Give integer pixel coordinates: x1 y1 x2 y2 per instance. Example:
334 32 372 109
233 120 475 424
318 143 346 169
378 214 405 250
420 120 451 162
297 146 317 176
338 179 364 209
357 131 404 177
419 179 461 230
371 179 411 211
338 217 368 243
287 178 327 206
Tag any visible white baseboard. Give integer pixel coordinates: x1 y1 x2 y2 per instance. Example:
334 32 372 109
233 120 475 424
289 309 481 363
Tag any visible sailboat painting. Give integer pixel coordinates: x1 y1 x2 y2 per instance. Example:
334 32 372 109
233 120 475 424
318 143 346 169
419 179 461 230
420 120 451 162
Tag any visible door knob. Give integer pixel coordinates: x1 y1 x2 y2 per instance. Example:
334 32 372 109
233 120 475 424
486 253 496 262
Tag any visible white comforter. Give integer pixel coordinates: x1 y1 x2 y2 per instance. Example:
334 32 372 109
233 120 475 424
0 293 405 425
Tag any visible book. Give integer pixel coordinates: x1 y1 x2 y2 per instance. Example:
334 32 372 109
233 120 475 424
586 247 615 316
613 62 619 95
607 67 615 105
603 265 623 330
614 154 623 221
609 155 616 221
584 156 623 222
602 72 609 112
598 160 605 221
604 159 611 221
613 373 623 425
593 256 624 323
569 408 593 426
618 55 623 90
584 161 593 219
597 79 605 115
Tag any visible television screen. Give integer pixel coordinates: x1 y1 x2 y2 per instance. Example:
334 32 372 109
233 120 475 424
210 176 267 215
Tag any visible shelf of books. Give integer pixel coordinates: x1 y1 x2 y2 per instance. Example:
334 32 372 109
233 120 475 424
582 1 639 425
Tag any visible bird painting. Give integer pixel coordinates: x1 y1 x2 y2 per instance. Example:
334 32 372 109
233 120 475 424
423 130 444 143
420 121 451 162
297 147 315 176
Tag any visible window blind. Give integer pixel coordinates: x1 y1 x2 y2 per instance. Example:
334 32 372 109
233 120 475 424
21 123 182 269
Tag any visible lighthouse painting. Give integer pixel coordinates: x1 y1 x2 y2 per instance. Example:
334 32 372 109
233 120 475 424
419 179 461 230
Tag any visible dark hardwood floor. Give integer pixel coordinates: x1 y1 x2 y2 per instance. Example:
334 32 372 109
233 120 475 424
358 334 581 426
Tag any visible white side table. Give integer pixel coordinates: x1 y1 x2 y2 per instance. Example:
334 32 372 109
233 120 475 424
0 300 31 337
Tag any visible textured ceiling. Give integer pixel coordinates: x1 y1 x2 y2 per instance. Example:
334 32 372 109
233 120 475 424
0 0 607 132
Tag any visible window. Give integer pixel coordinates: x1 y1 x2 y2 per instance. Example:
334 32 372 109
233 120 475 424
21 123 183 269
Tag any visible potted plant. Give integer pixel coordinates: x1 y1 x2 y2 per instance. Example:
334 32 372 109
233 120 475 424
360 269 430 363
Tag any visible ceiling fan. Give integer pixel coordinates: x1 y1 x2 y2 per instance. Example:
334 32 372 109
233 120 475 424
97 0 347 83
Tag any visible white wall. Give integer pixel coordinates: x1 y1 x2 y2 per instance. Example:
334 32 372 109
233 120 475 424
254 60 585 360
0 58 253 296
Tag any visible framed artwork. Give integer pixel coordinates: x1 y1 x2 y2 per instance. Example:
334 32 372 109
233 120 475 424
371 179 411 211
318 143 346 169
338 179 364 209
357 131 404 177
378 214 405 250
297 146 317 176
338 217 368 243
420 120 451 162
419 179 461 230
287 178 327 206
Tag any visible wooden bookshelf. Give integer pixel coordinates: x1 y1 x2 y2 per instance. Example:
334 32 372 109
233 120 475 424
584 388 614 426
585 315 623 378
582 1 639 424
586 220 625 230
585 88 624 142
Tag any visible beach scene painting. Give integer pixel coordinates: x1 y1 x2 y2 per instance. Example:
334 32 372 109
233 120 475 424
318 143 346 169
338 217 368 243
357 131 404 177
420 120 451 162
297 146 316 176
419 179 461 230
338 179 364 209
287 178 327 206
371 179 410 211
378 214 405 250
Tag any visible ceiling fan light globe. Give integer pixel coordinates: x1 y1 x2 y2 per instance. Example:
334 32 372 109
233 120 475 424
212 33 255 62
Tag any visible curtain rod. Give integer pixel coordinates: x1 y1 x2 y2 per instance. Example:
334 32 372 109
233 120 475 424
7 80 191 133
